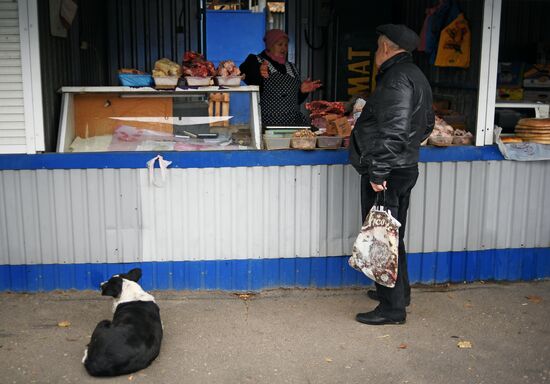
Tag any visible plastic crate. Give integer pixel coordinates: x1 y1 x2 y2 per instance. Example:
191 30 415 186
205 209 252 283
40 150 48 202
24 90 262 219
153 76 179 89
118 73 153 87
291 136 317 150
317 136 343 149
264 135 291 150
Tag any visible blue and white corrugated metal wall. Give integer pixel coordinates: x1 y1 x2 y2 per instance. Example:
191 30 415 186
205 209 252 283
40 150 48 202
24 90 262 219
1 161 549 291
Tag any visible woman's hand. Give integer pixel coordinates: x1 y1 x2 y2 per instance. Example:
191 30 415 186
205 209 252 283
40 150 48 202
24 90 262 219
260 60 269 79
300 78 322 93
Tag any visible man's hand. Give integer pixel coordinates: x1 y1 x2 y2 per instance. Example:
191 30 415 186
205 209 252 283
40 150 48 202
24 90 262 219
300 78 322 93
260 60 269 79
370 181 387 192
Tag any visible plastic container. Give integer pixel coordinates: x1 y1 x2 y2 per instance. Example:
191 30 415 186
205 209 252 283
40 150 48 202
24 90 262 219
428 136 453 147
215 76 243 87
317 136 343 149
452 135 473 145
185 76 212 86
118 73 154 87
264 135 291 150
291 136 317 150
153 76 179 88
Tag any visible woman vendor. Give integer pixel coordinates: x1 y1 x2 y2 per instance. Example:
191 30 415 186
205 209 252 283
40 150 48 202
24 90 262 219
239 29 322 127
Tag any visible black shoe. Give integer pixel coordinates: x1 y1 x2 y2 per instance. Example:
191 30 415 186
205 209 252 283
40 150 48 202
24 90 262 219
367 289 411 307
355 310 406 325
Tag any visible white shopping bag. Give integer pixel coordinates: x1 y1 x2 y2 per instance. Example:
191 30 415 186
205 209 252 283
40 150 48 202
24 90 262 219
348 193 401 288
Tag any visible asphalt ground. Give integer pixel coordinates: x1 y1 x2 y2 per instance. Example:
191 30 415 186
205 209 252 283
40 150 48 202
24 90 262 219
0 281 548 384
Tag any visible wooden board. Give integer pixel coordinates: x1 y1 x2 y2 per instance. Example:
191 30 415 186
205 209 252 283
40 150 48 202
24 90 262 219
74 93 173 138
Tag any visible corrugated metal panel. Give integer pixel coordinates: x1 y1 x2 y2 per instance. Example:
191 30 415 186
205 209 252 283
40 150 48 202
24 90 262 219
106 0 202 85
406 161 550 253
37 0 83 152
1 162 549 290
499 0 550 62
0 0 26 153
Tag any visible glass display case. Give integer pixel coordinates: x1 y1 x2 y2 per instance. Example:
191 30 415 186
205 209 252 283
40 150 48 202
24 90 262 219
56 86 261 152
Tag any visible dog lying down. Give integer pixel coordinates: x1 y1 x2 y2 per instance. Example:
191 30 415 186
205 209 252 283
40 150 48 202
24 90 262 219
82 268 163 377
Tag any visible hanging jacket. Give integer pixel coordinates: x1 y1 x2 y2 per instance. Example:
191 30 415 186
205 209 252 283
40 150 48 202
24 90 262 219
349 52 435 183
426 0 461 63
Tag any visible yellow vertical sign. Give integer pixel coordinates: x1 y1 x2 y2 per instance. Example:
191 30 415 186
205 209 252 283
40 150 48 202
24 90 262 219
346 47 375 96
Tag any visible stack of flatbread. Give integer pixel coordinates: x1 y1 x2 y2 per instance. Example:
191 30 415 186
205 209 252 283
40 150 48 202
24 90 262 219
515 118 550 144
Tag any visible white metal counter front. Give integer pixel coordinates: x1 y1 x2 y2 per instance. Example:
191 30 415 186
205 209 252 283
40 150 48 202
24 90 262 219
0 147 549 291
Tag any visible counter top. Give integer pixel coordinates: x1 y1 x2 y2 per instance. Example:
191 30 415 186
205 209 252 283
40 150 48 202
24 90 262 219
0 146 506 170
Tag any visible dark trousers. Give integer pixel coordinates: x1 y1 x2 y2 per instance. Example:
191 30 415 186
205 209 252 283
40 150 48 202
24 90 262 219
360 166 419 320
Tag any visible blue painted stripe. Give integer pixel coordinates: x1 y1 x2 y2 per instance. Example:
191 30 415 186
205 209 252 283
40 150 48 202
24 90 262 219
0 248 547 292
418 145 504 162
0 146 504 171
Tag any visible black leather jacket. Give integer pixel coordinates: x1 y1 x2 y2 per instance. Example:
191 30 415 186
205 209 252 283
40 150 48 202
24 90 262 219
349 52 434 183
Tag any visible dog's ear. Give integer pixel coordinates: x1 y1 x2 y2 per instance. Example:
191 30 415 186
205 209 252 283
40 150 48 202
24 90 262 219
122 268 142 282
101 277 123 298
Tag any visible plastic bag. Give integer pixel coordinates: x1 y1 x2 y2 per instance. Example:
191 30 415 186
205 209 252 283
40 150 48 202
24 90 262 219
435 13 471 68
348 193 401 288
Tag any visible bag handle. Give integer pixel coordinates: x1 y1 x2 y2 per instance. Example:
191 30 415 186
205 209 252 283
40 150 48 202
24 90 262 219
146 155 172 187
374 190 387 211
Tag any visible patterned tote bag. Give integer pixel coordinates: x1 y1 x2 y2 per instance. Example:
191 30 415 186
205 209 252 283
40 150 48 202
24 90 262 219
348 192 401 288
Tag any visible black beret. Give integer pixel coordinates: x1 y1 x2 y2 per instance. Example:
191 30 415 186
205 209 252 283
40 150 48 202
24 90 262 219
376 24 420 52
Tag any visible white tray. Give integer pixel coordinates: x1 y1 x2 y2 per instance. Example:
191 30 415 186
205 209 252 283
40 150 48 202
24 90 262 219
185 76 213 86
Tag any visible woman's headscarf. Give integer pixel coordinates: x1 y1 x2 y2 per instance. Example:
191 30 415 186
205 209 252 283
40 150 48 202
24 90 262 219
263 29 288 64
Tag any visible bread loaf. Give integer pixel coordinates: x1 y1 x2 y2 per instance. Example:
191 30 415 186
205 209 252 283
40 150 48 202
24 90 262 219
501 137 523 143
516 118 550 128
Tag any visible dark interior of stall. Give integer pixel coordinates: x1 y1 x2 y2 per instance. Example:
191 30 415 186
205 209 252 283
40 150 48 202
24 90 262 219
37 0 550 151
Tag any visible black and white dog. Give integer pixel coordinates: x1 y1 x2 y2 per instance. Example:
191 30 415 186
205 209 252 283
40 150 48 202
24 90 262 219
82 268 163 377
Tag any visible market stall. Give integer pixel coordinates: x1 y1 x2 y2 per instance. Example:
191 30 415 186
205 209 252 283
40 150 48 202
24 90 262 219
0 0 549 292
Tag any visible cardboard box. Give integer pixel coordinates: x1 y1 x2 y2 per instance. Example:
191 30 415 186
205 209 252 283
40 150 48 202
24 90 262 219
328 116 351 137
497 87 524 101
497 62 524 87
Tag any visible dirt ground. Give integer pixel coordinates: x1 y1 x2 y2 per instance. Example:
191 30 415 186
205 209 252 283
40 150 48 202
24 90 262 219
0 281 549 384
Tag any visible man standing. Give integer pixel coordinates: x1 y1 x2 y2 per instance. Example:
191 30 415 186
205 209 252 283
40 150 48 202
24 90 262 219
349 24 434 325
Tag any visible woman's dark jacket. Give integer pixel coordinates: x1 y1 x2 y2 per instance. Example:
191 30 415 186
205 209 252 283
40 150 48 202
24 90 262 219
349 52 435 183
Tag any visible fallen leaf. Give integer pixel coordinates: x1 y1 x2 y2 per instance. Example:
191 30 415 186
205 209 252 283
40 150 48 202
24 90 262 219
398 343 407 349
463 303 474 309
325 357 332 362
526 295 543 304
447 294 454 299
235 293 256 301
457 340 472 349
57 321 71 328
128 375 134 381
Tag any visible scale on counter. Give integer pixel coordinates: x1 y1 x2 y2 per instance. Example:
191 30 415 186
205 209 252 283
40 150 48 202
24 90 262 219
264 126 310 136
